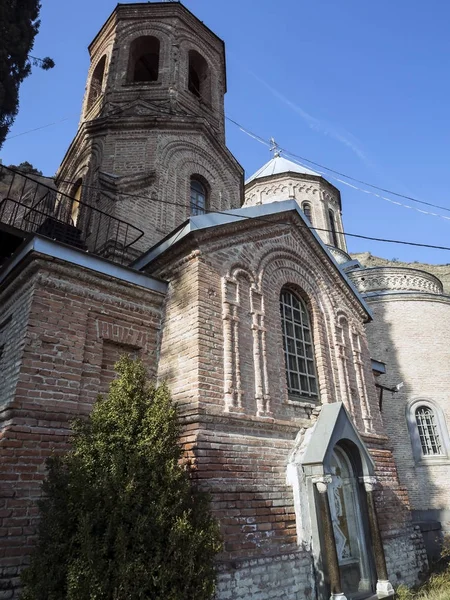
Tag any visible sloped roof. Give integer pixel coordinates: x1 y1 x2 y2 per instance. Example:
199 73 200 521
131 200 371 322
245 155 320 185
301 403 375 476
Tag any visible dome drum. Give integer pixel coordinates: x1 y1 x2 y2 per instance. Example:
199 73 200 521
349 267 444 296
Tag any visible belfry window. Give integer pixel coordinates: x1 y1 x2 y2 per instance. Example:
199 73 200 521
128 36 160 82
190 178 207 216
188 50 210 103
87 55 107 110
280 289 318 399
415 406 443 456
329 209 339 247
302 202 313 225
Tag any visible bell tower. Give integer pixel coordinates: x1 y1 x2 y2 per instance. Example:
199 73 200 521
57 2 243 259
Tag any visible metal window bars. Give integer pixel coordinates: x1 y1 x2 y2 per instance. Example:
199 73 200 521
280 289 318 399
415 406 443 456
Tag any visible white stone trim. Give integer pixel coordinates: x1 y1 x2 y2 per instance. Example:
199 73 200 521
406 397 450 465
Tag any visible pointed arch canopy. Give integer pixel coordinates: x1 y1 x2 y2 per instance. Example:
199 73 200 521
301 402 375 478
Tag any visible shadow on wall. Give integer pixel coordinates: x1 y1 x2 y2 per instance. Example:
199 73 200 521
366 300 446 569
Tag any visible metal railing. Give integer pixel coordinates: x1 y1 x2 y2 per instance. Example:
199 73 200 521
0 164 144 264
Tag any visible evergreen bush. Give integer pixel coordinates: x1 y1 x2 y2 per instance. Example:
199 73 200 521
21 356 221 600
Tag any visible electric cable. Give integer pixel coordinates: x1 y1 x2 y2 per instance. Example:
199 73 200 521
33 173 450 253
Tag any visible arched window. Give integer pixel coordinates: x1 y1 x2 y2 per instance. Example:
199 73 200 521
71 179 83 225
302 202 313 225
128 36 160 82
190 178 207 216
328 209 339 247
280 289 318 399
188 50 210 103
407 399 450 463
87 55 107 110
415 406 442 456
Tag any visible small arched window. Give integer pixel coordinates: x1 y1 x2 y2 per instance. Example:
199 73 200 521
190 178 207 216
329 209 339 247
70 179 83 226
407 399 450 463
128 36 160 82
188 50 210 103
415 406 443 456
280 289 318 399
87 55 107 110
302 202 313 225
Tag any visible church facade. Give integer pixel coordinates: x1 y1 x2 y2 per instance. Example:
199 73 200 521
1 2 448 599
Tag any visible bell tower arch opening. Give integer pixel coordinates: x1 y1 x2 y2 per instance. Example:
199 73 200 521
128 36 160 83
188 50 211 103
87 55 107 111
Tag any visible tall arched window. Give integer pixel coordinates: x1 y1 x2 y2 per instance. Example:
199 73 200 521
128 36 160 82
329 209 339 247
415 406 443 456
70 179 83 226
188 50 210 103
280 289 318 399
302 202 313 225
190 178 207 216
87 55 107 110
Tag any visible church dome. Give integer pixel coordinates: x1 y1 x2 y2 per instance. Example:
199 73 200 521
245 155 320 185
244 154 347 253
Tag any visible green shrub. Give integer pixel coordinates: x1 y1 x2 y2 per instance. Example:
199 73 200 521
21 356 221 600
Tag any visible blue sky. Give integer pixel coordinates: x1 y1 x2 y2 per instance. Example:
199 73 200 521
2 0 450 264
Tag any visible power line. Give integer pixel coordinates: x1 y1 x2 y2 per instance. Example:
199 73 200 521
6 106 450 219
51 175 450 252
4 116 76 142
6 105 450 246
225 116 450 215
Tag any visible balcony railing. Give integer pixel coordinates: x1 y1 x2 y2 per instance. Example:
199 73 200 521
0 164 144 264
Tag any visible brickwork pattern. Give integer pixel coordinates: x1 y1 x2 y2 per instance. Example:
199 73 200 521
56 2 244 258
149 215 425 598
0 256 165 598
244 173 347 252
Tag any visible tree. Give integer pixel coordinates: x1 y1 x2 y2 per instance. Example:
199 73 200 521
21 356 221 600
8 161 42 176
0 1 55 149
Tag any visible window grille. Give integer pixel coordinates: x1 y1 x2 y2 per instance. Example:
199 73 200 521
415 406 443 456
280 289 318 399
190 179 207 215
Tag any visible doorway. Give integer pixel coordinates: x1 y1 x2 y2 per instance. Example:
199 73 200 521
328 445 375 598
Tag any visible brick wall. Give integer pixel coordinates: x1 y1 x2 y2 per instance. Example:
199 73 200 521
56 2 244 258
0 252 165 598
149 214 425 598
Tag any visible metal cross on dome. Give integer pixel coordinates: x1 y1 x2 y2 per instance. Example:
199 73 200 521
269 137 282 158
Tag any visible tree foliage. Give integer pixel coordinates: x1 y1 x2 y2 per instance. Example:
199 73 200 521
21 356 221 600
0 1 54 149
8 161 42 176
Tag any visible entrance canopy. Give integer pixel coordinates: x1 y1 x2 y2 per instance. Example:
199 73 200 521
301 402 375 478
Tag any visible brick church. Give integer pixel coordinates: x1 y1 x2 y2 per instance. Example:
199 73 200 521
2 2 450 599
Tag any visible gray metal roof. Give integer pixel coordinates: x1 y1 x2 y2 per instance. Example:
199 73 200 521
131 200 372 321
0 236 167 294
245 155 320 185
